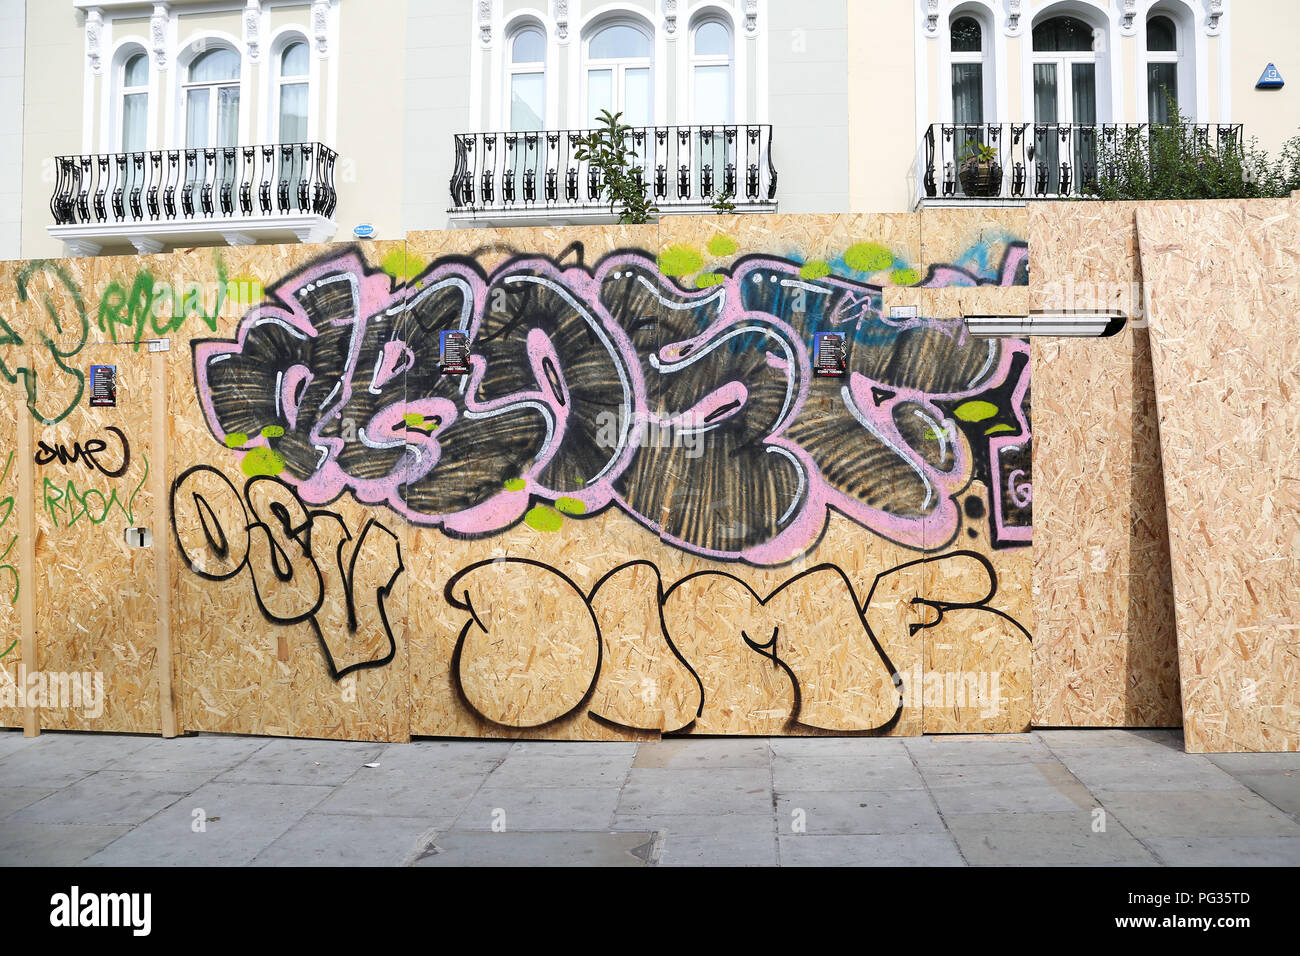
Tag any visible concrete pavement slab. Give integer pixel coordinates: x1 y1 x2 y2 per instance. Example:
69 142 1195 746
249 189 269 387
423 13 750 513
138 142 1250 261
778 833 965 866
252 814 437 866
662 830 778 866
906 734 1055 765
1050 747 1244 792
633 737 770 768
1035 729 1183 750
1096 789 1300 838
768 736 907 757
944 811 1157 865
457 787 621 831
774 790 947 835
618 767 773 816
0 786 54 819
1145 835 1300 866
312 775 484 820
216 738 386 786
771 754 923 791
83 781 333 866
9 771 198 825
1222 771 1300 818
414 830 659 866
928 784 1085 815
0 822 132 866
485 752 635 789
104 735 269 775
610 810 775 838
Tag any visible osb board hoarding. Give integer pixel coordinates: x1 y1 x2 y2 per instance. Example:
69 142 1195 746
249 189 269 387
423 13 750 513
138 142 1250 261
3 209 1034 741
1136 200 1300 753
1027 203 1181 728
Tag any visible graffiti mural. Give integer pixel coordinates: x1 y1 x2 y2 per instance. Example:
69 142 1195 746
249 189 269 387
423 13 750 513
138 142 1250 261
0 214 1036 740
192 243 1032 566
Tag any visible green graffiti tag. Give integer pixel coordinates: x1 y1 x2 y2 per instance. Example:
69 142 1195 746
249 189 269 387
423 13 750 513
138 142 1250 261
42 453 149 531
0 450 16 607
96 257 229 350
0 261 90 426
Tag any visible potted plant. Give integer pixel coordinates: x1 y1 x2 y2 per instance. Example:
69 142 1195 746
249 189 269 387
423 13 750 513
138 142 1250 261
959 142 1003 197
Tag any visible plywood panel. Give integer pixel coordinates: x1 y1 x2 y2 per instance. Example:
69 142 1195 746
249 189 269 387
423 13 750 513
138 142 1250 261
1136 200 1300 753
1029 203 1181 728
167 240 412 742
0 259 25 729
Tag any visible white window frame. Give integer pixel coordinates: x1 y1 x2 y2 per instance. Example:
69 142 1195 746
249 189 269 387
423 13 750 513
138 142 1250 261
274 34 313 144
174 32 248 150
115 45 152 152
506 20 548 132
948 9 992 126
582 16 655 129
1028 11 1107 127
688 13 735 125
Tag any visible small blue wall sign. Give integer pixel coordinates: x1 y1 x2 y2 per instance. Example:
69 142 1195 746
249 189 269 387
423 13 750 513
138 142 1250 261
353 223 375 239
1257 63 1284 89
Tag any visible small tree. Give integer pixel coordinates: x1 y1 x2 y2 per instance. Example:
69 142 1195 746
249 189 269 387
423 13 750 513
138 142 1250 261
573 110 659 224
1087 98 1299 200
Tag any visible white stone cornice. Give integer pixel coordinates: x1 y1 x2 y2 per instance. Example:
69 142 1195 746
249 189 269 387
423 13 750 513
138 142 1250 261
243 0 262 62
745 0 758 36
310 0 327 54
1205 0 1223 35
150 4 169 68
478 0 492 46
1119 0 1137 35
664 0 677 36
1005 0 1022 35
924 1 940 37
554 0 569 41
85 7 104 74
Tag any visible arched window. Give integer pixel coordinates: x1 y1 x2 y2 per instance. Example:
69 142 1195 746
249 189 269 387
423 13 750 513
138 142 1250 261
1032 15 1100 194
119 51 149 152
950 15 985 125
277 40 309 143
690 16 733 124
184 47 241 149
585 20 652 126
508 25 546 131
1146 14 1180 123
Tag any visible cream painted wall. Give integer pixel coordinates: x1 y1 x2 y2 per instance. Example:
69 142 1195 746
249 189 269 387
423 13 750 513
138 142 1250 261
0 0 23 259
1230 0 1300 158
846 0 915 212
19 1 82 258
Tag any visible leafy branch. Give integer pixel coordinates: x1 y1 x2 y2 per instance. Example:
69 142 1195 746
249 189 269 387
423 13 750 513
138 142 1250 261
573 110 659 224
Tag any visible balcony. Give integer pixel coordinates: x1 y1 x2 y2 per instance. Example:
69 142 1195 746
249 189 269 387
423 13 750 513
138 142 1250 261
449 125 778 226
919 122 1244 205
48 142 339 256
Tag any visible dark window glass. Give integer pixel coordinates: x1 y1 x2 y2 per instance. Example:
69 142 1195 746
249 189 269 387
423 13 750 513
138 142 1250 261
951 16 982 52
1147 15 1177 52
1032 16 1096 52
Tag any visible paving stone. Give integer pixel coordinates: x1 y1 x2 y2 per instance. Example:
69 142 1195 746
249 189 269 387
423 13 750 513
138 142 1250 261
633 738 770 769
774 790 946 835
485 752 634 789
414 830 659 866
772 754 923 791
662 830 778 866
778 833 965 866
1050 747 1243 792
9 771 195 825
945 811 1157 865
1096 789 1300 839
457 787 621 831
312 774 484 820
618 768 773 816
767 736 907 757
1145 836 1300 866
104 735 269 775
0 822 132 866
0 786 54 819
1223 770 1300 818
252 814 437 866
217 738 386 786
0 731 41 759
906 734 1055 765
610 811 775 838
1207 753 1300 774
507 741 639 757
928 784 1083 815
83 782 333 866
1034 729 1183 750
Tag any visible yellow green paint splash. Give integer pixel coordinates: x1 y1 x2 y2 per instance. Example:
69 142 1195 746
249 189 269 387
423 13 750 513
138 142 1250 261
706 235 738 257
524 504 563 532
955 400 998 423
890 268 920 286
504 478 526 491
695 273 725 288
658 245 704 277
799 260 831 280
240 447 285 477
224 432 248 448
381 249 427 282
555 497 586 515
260 425 284 438
844 242 894 274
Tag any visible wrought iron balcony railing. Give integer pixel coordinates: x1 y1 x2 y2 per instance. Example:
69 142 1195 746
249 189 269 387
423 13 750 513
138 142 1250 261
50 142 339 226
449 124 777 216
922 122 1244 201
